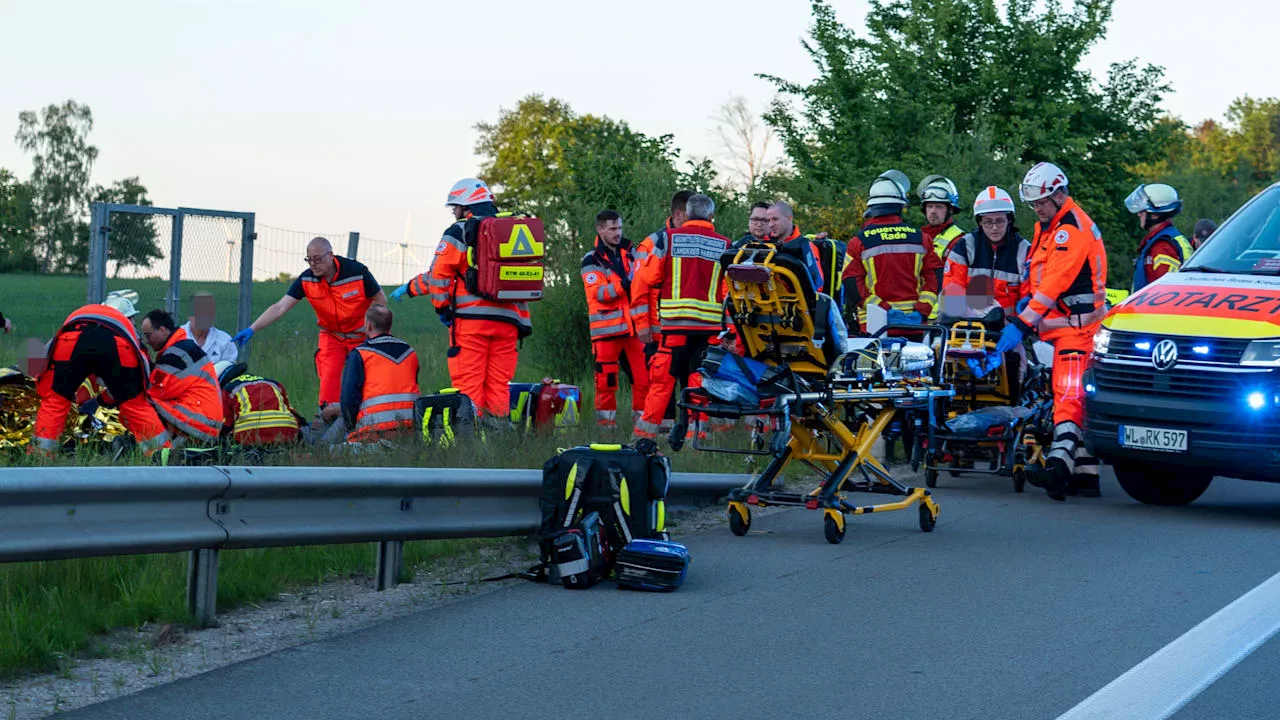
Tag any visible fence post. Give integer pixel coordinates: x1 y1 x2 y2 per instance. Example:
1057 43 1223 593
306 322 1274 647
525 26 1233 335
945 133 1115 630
347 231 360 261
86 204 109 304
238 215 256 361
168 212 185 317
186 548 219 626
375 540 404 591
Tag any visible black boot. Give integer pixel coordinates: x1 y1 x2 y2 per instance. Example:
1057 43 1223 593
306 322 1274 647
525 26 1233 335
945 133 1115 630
1073 475 1101 498
1044 458 1070 502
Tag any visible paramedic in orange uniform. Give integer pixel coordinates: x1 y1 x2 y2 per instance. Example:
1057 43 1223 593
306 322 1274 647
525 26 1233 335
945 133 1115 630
393 178 531 429
632 190 693 430
582 209 649 428
233 236 386 411
140 309 225 447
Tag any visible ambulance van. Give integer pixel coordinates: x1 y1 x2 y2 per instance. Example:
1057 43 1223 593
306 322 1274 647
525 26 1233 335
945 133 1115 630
1084 181 1280 505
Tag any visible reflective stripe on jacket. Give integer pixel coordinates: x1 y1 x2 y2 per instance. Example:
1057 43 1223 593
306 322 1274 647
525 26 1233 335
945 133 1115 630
926 222 965 258
347 334 420 442
582 236 639 340
944 230 1031 314
223 374 300 445
843 215 942 323
47 304 152 380
630 218 676 336
1016 197 1109 341
297 257 378 339
635 219 731 334
150 327 225 443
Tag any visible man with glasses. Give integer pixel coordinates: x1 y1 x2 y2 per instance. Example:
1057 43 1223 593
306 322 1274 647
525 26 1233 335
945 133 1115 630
232 236 387 412
942 186 1029 318
734 201 772 248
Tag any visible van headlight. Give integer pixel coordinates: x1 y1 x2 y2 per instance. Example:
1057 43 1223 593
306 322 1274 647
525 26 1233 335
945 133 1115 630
1242 340 1280 367
1093 327 1112 356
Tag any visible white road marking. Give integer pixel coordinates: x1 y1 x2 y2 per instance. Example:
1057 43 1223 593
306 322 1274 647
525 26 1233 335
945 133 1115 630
1056 569 1280 720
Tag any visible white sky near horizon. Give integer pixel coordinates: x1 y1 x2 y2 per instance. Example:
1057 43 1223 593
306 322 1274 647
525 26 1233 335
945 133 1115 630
0 0 1276 264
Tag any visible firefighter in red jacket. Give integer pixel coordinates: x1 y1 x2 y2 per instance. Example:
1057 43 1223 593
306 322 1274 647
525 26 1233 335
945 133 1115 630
999 162 1108 501
391 178 529 428
140 309 225 447
319 304 420 443
582 209 650 428
843 172 942 330
632 194 731 439
32 293 172 456
214 361 303 446
632 190 694 430
233 237 387 410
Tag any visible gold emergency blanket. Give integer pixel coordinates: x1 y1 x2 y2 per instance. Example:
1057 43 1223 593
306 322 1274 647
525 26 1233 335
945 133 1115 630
0 368 130 451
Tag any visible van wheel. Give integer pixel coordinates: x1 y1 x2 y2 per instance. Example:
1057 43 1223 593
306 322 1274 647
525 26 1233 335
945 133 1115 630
1113 462 1213 506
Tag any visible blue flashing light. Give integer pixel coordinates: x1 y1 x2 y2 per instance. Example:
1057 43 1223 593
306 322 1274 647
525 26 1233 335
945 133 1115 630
1247 392 1266 411
1085 383 1097 395
1192 345 1210 355
1135 342 1152 352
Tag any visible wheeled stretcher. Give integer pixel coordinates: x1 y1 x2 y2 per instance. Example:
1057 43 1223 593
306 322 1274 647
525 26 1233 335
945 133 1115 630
668 243 954 543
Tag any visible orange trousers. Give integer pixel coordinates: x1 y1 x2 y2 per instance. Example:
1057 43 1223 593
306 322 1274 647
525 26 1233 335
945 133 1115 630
316 331 363 407
447 318 519 419
593 335 649 426
1045 328 1096 477
637 333 710 436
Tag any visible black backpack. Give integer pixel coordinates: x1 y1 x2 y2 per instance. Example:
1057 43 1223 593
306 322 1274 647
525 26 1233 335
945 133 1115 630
413 389 478 447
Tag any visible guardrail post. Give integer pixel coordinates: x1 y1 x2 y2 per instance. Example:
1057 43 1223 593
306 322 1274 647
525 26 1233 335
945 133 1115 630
375 541 404 591
186 548 219 626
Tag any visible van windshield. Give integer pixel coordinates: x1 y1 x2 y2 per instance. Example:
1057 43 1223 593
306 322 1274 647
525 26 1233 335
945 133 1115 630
1183 185 1280 274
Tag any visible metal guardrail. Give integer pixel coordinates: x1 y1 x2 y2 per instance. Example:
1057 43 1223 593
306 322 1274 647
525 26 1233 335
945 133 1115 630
0 466 741 625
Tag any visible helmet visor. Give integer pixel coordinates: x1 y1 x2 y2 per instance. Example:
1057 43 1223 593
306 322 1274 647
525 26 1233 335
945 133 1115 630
1124 186 1150 214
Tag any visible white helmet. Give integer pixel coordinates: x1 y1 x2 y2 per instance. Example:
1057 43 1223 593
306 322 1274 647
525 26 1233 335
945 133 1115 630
103 289 139 319
867 173 909 207
445 178 494 207
919 174 961 210
973 186 1015 216
1124 183 1182 215
1019 162 1068 202
213 360 247 388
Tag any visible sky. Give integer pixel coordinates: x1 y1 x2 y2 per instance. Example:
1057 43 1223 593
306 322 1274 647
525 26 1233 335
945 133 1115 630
1 0 1277 266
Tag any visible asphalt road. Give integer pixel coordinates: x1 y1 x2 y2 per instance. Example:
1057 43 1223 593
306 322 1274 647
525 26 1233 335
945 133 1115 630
62 468 1280 720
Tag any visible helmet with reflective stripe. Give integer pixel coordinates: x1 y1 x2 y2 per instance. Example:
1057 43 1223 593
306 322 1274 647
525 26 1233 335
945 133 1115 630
1019 162 1068 202
446 178 494 207
214 360 248 388
103 289 139 319
919 174 961 210
1124 183 1182 215
972 186 1015 216
867 170 910 207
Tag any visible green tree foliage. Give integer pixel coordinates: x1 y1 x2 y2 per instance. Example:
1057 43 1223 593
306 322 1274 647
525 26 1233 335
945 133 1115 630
14 100 99 273
0 169 39 273
763 0 1172 271
67 177 161 276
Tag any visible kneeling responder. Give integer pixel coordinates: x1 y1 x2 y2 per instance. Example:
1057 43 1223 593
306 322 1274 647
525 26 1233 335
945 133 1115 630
393 178 527 429
582 209 649 428
320 304 419 443
32 292 172 456
1000 162 1108 501
214 361 303 446
141 309 225 447
1125 183 1194 292
632 193 731 439
844 171 942 330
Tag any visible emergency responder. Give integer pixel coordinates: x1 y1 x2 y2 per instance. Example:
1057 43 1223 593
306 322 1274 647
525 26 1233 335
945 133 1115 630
999 162 1108 501
942 186 1029 317
1125 183 1194 292
633 190 694 431
921 175 966 259
319 304 419 443
633 193 732 439
214 360 303 446
141 309 225 447
844 172 942 330
734 201 772 248
233 237 386 410
769 201 846 305
582 209 650 428
32 293 172 456
390 178 527 429
1192 218 1216 250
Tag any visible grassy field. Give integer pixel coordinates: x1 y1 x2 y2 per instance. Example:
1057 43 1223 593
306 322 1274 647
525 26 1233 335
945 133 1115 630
0 272 750 678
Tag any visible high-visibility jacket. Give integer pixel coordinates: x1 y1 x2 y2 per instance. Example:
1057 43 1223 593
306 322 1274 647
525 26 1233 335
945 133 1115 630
1014 197 1109 342
943 230 1031 314
149 327 225 444
924 222 966 259
631 217 677 336
49 304 151 383
344 334 420 442
286 256 381 342
407 203 532 336
1132 220 1194 292
843 215 942 324
633 219 731 335
582 236 640 340
222 373 301 445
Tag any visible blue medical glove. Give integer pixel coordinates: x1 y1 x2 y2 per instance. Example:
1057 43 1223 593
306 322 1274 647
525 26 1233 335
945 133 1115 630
232 327 255 346
1015 297 1030 315
438 309 454 328
390 284 409 303
886 309 910 325
903 310 923 325
995 323 1024 354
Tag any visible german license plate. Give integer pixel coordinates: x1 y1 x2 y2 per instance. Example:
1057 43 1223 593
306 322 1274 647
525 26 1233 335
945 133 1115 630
1119 425 1188 453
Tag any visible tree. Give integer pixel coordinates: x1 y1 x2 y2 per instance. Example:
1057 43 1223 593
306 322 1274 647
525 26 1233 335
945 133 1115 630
712 97 780 193
474 95 578 218
15 100 99 272
0 169 39 273
68 177 161 276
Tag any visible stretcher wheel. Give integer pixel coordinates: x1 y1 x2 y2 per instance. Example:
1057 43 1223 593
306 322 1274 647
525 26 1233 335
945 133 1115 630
918 504 937 532
823 513 845 544
728 504 751 536
1012 467 1027 493
925 468 938 488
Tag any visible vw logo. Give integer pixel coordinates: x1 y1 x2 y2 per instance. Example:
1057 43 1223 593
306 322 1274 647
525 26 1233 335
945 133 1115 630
1151 339 1179 371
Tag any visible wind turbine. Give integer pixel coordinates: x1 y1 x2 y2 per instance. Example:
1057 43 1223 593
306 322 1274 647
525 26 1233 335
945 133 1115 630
383 212 425 285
